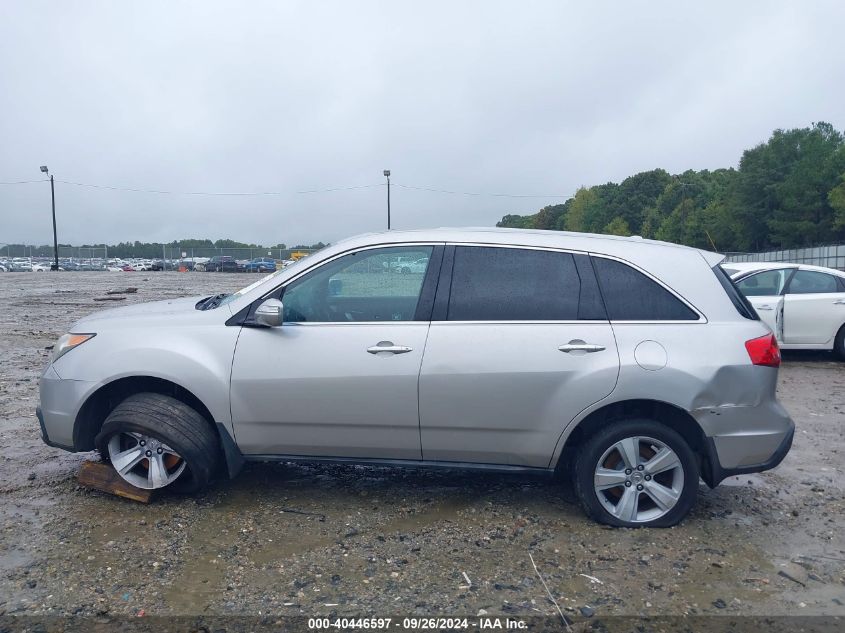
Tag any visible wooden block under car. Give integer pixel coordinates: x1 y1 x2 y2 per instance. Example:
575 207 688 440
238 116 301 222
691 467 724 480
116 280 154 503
77 460 153 503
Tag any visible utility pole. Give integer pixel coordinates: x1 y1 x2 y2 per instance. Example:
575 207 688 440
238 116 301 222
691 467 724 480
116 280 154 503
40 166 59 270
383 170 391 230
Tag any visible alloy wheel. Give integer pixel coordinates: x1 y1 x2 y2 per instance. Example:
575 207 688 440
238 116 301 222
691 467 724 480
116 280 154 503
593 435 684 523
107 431 186 489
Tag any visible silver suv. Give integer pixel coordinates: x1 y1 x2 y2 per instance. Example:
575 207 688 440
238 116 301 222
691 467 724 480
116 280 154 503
38 228 794 527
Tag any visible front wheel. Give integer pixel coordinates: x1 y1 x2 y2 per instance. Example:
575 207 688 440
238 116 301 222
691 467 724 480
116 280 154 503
95 393 220 492
574 419 698 527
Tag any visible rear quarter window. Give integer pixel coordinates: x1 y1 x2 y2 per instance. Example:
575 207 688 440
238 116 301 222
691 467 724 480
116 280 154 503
591 256 699 321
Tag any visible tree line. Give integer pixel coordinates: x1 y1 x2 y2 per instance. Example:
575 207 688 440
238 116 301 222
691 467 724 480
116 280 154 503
497 122 845 253
2 239 329 259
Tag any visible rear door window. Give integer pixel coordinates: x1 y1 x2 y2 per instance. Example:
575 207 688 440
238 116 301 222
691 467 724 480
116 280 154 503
447 246 598 321
591 256 699 321
786 270 839 294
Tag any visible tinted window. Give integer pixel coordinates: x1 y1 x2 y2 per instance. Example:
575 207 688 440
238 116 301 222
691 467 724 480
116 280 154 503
736 269 792 296
447 247 584 321
592 257 699 321
787 270 839 294
282 246 433 322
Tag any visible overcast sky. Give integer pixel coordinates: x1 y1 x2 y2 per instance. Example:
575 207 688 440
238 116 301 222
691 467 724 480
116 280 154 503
1 1 843 246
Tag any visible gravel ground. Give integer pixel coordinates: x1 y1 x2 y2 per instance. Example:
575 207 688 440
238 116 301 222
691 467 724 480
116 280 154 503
0 272 843 623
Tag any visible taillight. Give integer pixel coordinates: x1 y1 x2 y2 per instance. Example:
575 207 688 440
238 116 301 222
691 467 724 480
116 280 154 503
745 333 781 368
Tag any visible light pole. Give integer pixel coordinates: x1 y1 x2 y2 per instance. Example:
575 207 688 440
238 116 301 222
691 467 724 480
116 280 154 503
40 166 59 271
383 169 391 230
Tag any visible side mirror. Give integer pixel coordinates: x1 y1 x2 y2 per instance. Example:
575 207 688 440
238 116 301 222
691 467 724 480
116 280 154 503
255 298 284 327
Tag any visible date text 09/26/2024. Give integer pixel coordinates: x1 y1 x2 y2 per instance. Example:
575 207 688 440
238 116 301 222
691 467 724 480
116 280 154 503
307 617 528 630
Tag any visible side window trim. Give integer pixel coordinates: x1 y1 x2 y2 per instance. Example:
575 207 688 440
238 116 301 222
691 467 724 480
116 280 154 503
589 253 706 323
412 246 445 321
431 245 455 322
573 253 608 320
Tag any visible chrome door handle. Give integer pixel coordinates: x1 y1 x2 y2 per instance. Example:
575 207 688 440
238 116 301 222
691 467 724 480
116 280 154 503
757 305 774 311
834 300 845 305
367 342 413 355
558 343 606 353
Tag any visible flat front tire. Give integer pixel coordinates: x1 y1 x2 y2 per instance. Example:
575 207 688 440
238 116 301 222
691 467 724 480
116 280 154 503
574 419 698 527
95 393 220 493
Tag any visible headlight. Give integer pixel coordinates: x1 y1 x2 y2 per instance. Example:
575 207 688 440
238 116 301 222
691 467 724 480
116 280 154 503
53 333 96 362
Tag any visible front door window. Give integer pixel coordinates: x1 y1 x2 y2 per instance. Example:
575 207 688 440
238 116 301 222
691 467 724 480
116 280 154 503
282 246 434 323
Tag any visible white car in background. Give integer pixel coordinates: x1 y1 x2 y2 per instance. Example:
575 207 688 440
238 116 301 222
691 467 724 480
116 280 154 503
724 262 845 359
31 262 51 272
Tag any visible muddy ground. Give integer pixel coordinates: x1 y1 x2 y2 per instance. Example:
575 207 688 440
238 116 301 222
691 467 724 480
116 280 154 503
0 272 843 623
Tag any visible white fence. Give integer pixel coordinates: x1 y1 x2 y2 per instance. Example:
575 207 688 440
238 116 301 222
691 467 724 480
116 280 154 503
723 244 845 272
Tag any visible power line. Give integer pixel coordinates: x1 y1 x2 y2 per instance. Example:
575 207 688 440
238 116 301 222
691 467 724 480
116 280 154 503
55 180 387 196
1 177 574 199
296 184 384 194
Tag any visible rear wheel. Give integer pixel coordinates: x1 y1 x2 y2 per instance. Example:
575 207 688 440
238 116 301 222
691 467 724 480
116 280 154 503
574 419 698 527
95 393 220 492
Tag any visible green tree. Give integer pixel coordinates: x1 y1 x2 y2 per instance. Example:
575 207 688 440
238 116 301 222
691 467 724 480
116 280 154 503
603 216 631 236
830 174 845 230
564 187 597 232
493 122 845 251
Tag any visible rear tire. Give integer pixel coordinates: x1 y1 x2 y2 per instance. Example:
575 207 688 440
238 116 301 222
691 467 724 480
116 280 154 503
834 324 845 361
573 419 698 527
95 392 220 493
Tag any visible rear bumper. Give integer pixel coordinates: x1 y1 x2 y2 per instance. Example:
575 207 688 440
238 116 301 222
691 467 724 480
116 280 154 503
693 399 795 487
702 426 793 487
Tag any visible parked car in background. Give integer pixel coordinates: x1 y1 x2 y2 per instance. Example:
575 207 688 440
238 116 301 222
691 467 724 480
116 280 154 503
203 255 239 272
31 262 51 272
725 262 845 359
38 228 793 527
243 257 277 273
393 257 429 274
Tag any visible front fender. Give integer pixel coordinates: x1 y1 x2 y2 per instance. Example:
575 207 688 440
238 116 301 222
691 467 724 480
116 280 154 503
52 324 240 436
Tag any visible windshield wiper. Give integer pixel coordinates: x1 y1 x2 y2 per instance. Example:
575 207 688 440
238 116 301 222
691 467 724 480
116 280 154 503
199 293 229 310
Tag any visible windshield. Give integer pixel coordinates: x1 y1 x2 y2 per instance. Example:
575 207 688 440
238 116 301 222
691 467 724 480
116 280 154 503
216 254 317 307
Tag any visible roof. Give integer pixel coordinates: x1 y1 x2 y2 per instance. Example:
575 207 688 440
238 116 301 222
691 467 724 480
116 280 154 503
335 227 725 266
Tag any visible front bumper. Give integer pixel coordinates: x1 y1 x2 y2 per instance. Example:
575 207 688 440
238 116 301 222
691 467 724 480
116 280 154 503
38 364 97 451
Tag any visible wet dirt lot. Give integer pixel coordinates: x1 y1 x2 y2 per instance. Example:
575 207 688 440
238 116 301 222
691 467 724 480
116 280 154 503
0 272 843 623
